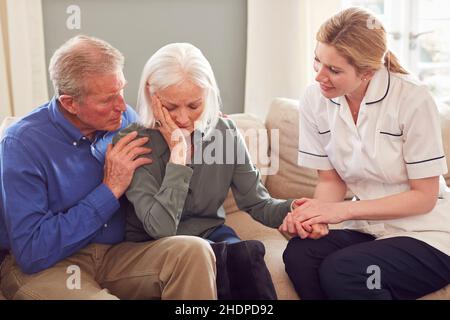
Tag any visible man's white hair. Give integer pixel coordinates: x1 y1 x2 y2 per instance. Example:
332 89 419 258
136 43 221 138
48 35 124 100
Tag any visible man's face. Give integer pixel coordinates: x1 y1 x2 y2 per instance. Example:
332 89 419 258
69 71 127 137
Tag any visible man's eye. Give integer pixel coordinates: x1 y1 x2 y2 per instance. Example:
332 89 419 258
103 96 114 104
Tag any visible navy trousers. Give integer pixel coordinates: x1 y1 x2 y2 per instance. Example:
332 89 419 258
283 230 450 300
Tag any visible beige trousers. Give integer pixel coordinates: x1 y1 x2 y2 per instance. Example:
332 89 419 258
0 236 217 300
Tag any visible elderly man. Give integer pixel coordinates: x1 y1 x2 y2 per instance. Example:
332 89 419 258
0 35 216 300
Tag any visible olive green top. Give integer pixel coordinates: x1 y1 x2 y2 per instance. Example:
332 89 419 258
113 118 293 242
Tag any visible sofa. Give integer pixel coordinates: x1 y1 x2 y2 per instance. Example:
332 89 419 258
1 98 450 300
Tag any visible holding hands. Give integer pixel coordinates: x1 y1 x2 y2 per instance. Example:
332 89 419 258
279 198 347 240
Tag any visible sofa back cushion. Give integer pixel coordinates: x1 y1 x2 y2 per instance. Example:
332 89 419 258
223 114 269 214
264 98 318 199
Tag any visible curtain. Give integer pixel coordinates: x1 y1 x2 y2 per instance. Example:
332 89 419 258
245 0 340 119
0 0 48 123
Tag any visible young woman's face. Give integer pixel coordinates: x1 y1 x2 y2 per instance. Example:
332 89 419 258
156 80 205 134
314 42 365 99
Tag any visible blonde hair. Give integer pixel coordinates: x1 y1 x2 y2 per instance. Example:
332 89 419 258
136 43 221 138
317 7 408 75
49 35 124 99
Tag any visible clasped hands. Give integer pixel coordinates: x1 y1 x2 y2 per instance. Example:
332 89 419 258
279 198 346 240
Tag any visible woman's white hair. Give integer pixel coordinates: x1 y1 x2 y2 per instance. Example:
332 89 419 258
136 43 221 138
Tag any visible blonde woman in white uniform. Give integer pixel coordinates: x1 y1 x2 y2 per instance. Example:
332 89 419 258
281 7 450 300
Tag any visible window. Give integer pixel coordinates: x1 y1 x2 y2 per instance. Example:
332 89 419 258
343 0 450 103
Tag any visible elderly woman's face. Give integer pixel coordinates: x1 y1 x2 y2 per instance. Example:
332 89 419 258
156 80 205 133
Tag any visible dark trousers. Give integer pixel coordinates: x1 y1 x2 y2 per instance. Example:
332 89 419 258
207 225 277 300
283 230 450 300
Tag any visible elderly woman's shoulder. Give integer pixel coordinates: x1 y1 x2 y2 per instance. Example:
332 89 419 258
112 122 163 146
215 116 238 131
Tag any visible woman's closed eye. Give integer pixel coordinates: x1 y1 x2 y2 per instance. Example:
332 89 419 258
189 103 201 110
314 57 341 75
330 68 340 75
162 104 176 112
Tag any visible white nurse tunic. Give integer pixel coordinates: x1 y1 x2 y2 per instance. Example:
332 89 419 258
298 66 450 256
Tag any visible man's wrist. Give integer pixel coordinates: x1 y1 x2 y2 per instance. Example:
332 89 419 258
103 182 121 199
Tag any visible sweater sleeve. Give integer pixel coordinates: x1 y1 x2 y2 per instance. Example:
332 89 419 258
229 122 293 228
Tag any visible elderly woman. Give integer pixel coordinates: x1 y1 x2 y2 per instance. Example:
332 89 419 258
117 43 327 243
114 43 324 299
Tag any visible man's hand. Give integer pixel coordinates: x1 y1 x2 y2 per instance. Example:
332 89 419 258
103 131 152 199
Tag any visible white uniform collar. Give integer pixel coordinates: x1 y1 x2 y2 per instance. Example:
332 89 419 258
329 66 391 106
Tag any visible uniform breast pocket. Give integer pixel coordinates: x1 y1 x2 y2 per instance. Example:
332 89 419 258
316 122 332 148
379 130 404 150
377 129 405 181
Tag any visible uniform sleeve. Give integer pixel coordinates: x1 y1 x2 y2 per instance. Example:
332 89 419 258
400 86 448 179
298 86 334 170
230 126 292 228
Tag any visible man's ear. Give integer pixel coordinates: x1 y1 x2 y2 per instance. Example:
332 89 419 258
58 95 78 115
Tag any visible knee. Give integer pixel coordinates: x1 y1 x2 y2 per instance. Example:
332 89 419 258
318 252 355 299
168 236 216 267
283 237 315 269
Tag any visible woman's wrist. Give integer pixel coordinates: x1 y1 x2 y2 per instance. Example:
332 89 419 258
336 201 354 221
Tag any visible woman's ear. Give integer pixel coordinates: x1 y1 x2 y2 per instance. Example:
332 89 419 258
361 70 375 81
